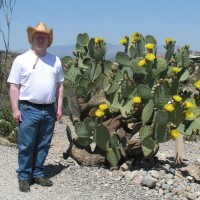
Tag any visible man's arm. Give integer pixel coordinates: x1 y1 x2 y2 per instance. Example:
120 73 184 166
56 82 64 120
9 83 21 124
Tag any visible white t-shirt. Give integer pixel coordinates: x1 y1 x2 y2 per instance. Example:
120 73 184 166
7 50 64 104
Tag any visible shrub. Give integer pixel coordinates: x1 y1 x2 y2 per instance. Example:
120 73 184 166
0 105 18 142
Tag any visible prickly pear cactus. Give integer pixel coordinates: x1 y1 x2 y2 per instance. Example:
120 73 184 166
62 33 200 168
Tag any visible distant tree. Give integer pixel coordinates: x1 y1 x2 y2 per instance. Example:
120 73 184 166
0 0 17 92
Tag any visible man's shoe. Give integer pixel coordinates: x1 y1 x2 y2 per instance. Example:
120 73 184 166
34 176 53 186
18 180 30 192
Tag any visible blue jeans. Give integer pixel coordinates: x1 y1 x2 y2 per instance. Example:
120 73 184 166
17 101 56 181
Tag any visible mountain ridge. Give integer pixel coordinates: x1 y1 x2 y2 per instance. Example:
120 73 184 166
46 44 198 59
12 43 198 60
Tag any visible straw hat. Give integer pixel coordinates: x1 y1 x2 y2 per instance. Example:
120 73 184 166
27 22 53 47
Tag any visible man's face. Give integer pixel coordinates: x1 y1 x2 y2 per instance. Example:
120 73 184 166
32 32 49 50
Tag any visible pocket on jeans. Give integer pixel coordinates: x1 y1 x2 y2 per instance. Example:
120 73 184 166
20 103 30 110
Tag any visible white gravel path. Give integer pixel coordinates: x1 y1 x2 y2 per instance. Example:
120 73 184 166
0 116 199 200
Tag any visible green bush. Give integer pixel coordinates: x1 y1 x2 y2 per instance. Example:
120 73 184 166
0 105 18 142
0 119 12 136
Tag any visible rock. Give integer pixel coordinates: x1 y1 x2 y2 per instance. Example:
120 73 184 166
175 171 184 179
141 176 157 188
186 176 194 182
158 188 164 195
196 159 200 166
120 163 130 171
54 158 61 163
164 193 173 199
176 185 186 195
166 179 174 185
164 164 171 170
149 170 160 179
161 183 172 191
132 176 142 185
186 192 198 200
165 173 174 179
124 170 140 181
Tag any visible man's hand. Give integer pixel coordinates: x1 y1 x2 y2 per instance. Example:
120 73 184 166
13 109 21 124
56 109 62 121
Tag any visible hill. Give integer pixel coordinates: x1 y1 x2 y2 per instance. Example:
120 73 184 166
47 43 124 60
46 44 196 59
9 44 198 60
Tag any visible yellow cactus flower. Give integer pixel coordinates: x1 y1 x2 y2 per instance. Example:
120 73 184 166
173 95 182 102
165 37 173 44
119 38 127 45
95 37 106 44
185 110 194 120
130 32 140 42
164 103 175 112
95 109 105 118
138 59 146 67
95 38 99 44
184 101 194 109
170 129 180 139
172 67 182 73
194 80 200 89
145 53 156 61
99 103 108 111
132 96 142 103
130 36 137 43
145 43 154 50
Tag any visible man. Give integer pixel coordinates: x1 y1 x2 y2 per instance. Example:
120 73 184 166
7 22 64 192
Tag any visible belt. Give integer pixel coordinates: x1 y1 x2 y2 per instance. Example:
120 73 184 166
20 100 54 108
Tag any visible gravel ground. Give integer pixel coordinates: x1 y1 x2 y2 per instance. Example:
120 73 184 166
0 116 200 200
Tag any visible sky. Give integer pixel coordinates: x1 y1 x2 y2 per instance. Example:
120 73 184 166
1 0 200 52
